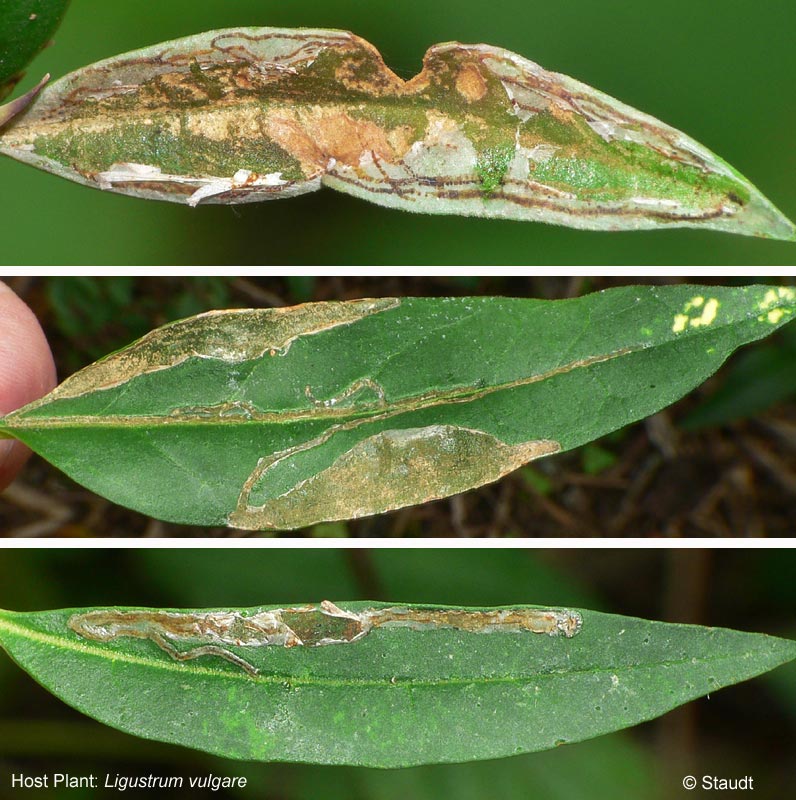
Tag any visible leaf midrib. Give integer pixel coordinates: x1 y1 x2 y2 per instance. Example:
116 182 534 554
0 616 778 691
0 348 633 430
0 292 790 435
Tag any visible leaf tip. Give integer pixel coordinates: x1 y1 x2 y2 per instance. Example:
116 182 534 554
731 186 796 242
0 74 49 130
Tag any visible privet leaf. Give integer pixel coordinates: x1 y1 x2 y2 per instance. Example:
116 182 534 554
0 0 69 94
0 27 792 239
0 602 793 767
1 285 795 530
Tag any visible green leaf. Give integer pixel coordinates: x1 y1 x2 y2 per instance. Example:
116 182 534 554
683 321 796 429
0 26 792 239
0 0 69 92
2 284 795 530
0 602 792 767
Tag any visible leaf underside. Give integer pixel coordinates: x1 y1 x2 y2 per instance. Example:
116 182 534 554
0 27 793 238
1 285 794 530
0 603 793 767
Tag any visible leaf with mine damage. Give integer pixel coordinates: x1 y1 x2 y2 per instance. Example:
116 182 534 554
0 27 793 239
0 601 793 766
0 285 794 530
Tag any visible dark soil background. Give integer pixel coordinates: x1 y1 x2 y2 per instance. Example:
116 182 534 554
1 275 795 538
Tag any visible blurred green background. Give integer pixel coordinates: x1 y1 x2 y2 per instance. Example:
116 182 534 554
1 0 795 265
0 548 795 799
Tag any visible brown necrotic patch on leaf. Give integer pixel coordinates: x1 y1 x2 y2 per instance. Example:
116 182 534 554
454 63 488 103
229 424 561 530
0 26 792 237
263 106 400 171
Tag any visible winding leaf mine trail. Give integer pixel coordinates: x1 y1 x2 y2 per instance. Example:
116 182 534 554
1 302 631 529
0 27 793 237
2 288 795 530
67 602 583 676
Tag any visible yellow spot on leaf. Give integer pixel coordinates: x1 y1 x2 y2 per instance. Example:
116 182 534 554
760 289 779 310
779 287 796 301
673 297 719 333
672 314 688 333
759 286 796 311
689 297 718 327
767 308 785 324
